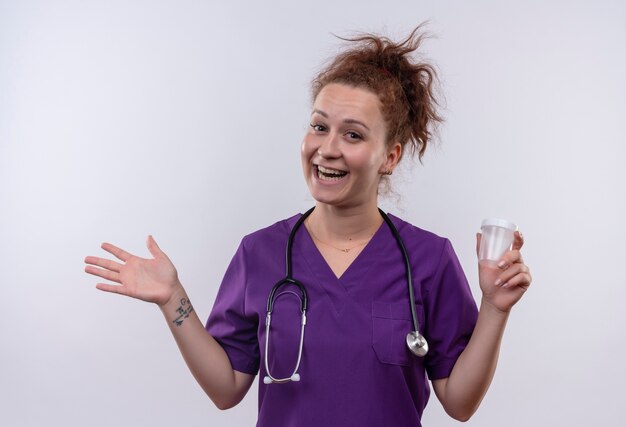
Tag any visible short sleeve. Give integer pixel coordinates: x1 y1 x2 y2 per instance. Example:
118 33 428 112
423 239 478 380
205 240 260 375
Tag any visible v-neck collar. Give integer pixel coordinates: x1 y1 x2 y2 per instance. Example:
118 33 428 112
294 215 395 314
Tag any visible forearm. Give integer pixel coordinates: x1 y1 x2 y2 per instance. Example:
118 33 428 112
160 285 253 410
435 299 509 421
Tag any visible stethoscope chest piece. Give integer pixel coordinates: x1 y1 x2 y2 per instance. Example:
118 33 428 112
406 331 429 357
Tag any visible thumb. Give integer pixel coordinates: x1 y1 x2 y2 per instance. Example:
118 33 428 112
475 232 481 257
146 235 165 259
512 230 524 251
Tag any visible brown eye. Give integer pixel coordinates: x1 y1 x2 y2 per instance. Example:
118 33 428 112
346 131 362 140
310 123 326 132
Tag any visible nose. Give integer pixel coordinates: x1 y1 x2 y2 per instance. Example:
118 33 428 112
317 131 341 159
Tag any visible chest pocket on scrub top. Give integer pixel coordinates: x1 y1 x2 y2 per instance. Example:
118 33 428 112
371 300 425 367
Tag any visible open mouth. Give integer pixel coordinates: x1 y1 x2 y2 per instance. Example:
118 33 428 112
316 165 348 181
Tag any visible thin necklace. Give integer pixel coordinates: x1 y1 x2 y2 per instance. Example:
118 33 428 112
306 220 375 253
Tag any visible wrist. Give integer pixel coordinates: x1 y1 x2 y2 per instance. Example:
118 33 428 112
159 283 197 328
159 281 186 309
480 297 512 319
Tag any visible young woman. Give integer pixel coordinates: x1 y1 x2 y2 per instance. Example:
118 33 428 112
84 27 532 426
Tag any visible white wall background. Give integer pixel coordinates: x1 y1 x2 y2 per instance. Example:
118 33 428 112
1 0 625 425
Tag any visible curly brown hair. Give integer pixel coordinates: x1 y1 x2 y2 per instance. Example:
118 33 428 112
311 24 443 162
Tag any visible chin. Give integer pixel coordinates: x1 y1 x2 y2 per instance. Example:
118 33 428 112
308 192 366 210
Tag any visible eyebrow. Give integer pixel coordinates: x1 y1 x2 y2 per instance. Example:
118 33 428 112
311 109 370 131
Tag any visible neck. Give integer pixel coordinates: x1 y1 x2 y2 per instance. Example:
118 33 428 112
307 201 383 243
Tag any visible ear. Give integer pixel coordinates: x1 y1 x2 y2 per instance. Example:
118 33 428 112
383 141 402 172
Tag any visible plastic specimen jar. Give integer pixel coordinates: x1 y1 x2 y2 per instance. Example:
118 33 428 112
479 218 517 264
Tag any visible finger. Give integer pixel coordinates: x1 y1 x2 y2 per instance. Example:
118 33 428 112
497 250 524 269
84 256 122 273
475 233 481 257
101 242 132 262
501 272 532 290
512 230 524 251
495 263 530 287
85 265 122 283
146 235 165 259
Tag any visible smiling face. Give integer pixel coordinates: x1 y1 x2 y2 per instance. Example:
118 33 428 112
301 83 401 210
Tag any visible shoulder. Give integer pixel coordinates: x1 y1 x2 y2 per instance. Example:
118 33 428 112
239 213 302 252
385 213 458 267
387 213 449 248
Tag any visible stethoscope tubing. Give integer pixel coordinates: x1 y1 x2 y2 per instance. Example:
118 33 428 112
379 208 420 334
263 207 427 385
263 208 313 384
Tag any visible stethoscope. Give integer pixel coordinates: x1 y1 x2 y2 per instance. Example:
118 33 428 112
263 207 428 385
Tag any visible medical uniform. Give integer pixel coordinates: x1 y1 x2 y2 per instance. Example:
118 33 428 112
206 213 478 427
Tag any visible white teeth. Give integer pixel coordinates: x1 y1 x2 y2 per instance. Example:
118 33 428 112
316 165 348 181
317 165 347 175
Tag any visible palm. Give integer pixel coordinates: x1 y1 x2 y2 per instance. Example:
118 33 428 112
118 256 177 303
84 236 180 306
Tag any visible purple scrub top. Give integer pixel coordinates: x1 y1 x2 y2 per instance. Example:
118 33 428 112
206 213 478 427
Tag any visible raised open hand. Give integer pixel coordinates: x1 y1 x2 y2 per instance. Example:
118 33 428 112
476 231 532 313
84 235 181 306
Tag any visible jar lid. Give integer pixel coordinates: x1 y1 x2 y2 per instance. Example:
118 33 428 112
481 218 517 231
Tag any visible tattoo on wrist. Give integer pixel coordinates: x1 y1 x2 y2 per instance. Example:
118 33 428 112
172 298 194 326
